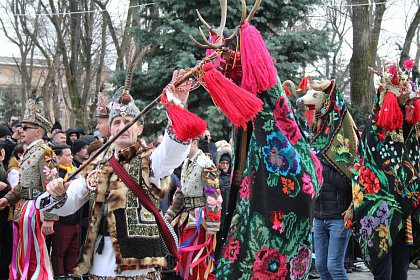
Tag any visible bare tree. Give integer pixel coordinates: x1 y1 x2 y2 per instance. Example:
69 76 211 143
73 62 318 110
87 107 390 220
399 4 420 64
0 0 37 113
312 0 353 93
1 0 118 128
92 0 138 70
349 0 387 107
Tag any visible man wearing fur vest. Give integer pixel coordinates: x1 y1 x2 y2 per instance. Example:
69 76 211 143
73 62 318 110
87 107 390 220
36 70 193 280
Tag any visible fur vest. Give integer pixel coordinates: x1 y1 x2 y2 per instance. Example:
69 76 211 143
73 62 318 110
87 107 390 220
75 142 171 275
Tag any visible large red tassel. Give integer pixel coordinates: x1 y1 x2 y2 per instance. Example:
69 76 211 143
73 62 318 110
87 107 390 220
167 105 207 142
240 22 278 95
282 85 291 97
305 109 316 128
299 77 310 92
203 63 263 128
376 91 403 130
413 99 420 123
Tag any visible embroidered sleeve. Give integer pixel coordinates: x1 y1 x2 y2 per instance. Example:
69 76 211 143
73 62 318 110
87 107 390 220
166 125 191 145
165 187 184 222
202 165 221 233
36 177 89 216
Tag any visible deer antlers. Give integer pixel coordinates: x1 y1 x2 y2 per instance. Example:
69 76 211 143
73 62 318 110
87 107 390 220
190 0 263 49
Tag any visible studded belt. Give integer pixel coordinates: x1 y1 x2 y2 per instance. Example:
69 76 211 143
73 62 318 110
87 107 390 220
184 197 205 209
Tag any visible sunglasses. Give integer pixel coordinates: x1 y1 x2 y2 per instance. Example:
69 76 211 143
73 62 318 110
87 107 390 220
22 126 39 131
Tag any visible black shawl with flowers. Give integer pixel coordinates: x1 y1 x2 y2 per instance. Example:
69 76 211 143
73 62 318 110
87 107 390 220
352 90 420 271
309 81 359 183
216 80 323 280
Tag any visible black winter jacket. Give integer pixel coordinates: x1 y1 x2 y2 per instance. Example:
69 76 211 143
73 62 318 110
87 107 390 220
314 163 352 220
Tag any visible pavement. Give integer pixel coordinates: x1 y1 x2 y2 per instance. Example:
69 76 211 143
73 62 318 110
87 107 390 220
347 264 420 279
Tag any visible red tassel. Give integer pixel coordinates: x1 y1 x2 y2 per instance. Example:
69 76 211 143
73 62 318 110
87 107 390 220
167 105 207 142
391 72 399 85
299 77 310 92
240 22 278 95
413 99 420 123
305 110 315 127
376 92 403 130
203 63 263 128
282 85 291 97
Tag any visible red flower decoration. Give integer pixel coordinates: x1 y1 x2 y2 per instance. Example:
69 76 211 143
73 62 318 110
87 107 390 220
273 96 302 145
359 166 380 194
251 247 288 280
207 211 221 222
239 175 252 199
271 210 285 234
388 65 397 75
403 59 415 72
222 236 241 263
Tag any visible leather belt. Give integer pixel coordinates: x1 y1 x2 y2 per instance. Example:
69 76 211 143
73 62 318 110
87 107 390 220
184 197 205 209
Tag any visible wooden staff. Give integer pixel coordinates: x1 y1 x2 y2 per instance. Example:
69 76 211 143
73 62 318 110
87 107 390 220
65 51 222 182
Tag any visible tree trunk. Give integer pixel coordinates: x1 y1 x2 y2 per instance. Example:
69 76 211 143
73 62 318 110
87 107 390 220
349 0 386 107
349 0 370 106
400 6 420 64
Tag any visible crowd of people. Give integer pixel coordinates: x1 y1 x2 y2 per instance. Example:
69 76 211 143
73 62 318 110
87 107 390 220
0 17 418 280
0 66 236 280
0 74 418 280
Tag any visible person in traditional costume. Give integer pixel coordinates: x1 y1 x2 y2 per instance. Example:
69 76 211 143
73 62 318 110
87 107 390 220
296 79 359 280
214 4 323 279
35 68 196 280
352 62 420 280
95 92 111 141
164 138 221 280
0 99 58 279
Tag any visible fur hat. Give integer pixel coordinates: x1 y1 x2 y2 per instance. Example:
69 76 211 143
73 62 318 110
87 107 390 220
213 140 233 166
87 139 103 155
22 99 52 131
95 92 111 118
108 86 140 125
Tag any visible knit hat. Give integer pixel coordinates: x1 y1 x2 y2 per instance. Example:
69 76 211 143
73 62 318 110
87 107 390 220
71 139 88 155
95 92 111 118
75 127 85 136
22 99 52 131
80 135 96 145
108 86 140 125
66 128 80 137
51 143 71 151
220 154 231 163
51 121 62 132
0 126 12 138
